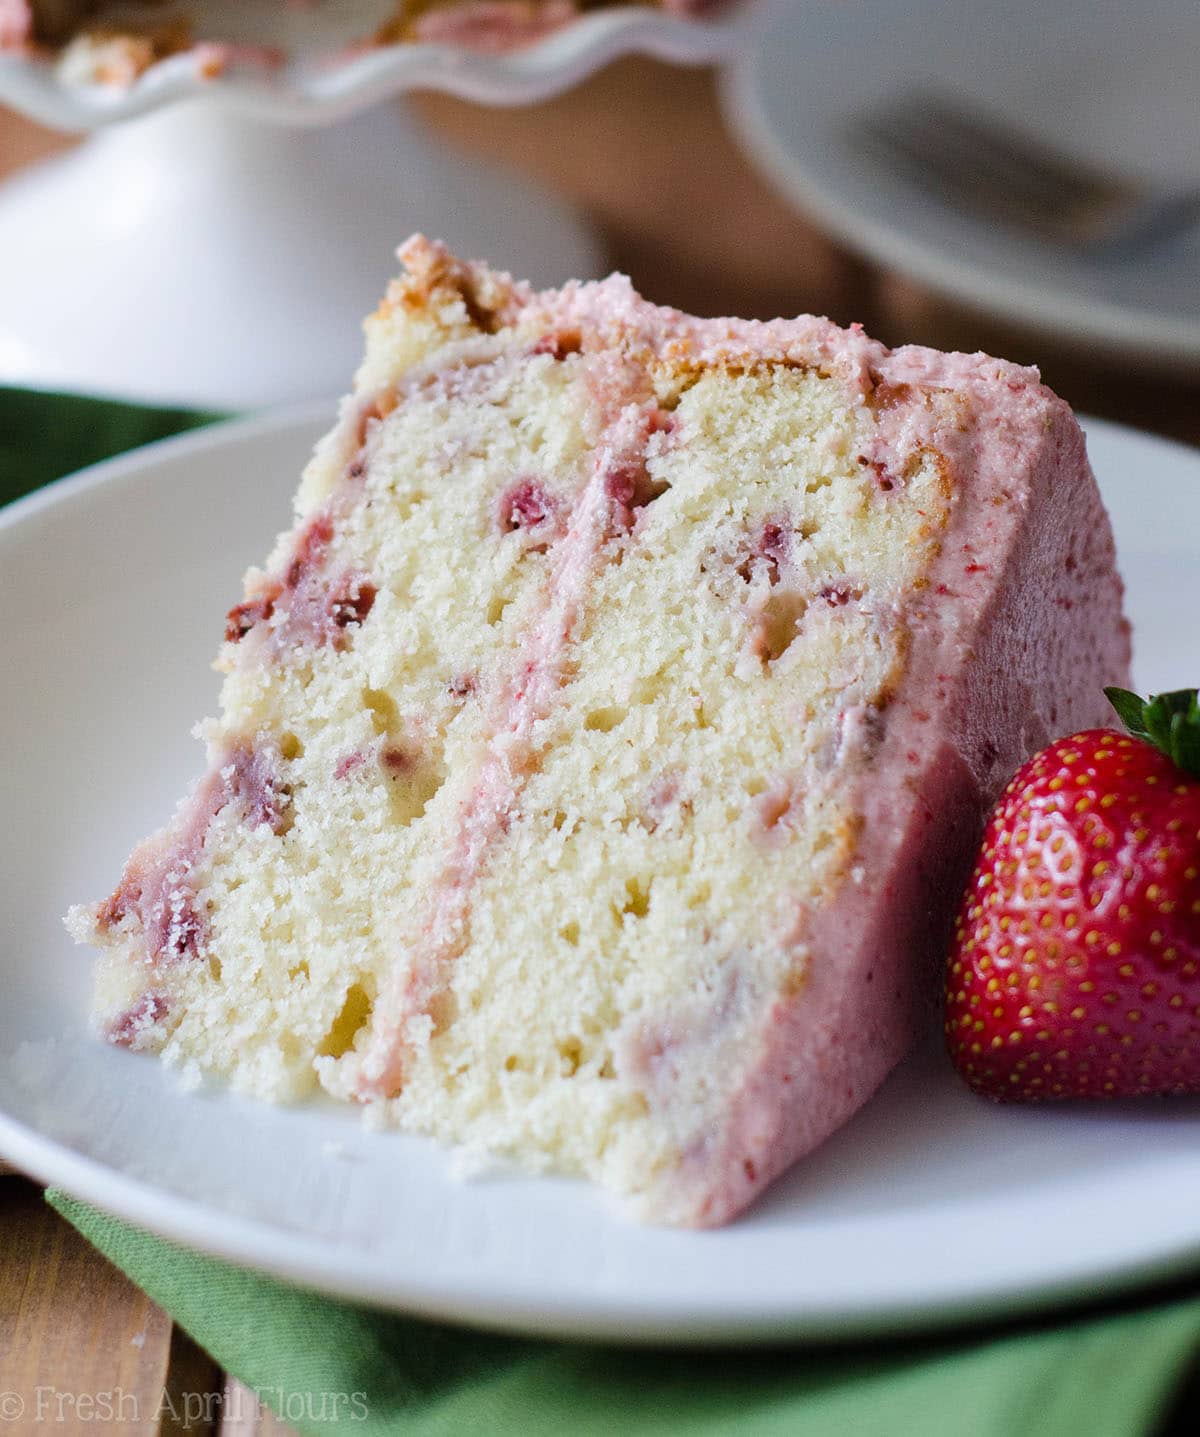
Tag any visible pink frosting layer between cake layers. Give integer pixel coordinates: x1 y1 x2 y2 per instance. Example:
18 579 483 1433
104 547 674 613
362 245 1132 1221
350 384 677 1098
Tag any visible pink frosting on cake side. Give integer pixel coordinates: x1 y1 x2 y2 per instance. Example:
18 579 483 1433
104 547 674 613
627 358 1130 1226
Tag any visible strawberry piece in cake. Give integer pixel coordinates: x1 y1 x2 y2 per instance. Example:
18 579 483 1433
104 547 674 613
69 238 1130 1225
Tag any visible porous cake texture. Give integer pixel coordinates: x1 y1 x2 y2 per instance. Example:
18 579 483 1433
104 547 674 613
68 239 1130 1225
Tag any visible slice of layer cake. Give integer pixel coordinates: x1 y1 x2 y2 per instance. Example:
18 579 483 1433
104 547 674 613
68 239 1130 1225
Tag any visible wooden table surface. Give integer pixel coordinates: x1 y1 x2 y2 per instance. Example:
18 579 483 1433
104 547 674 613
1 56 1197 1433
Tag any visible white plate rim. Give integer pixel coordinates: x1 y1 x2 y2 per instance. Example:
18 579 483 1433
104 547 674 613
1 404 1198 1345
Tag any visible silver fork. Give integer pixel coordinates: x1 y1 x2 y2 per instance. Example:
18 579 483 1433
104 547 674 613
845 91 1200 257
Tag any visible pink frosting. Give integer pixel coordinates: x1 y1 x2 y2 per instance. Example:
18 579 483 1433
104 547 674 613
349 375 677 1099
362 245 1131 1218
96 741 292 971
410 0 577 51
632 364 1130 1226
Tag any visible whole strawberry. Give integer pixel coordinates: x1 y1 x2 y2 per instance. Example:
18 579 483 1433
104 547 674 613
946 687 1200 1101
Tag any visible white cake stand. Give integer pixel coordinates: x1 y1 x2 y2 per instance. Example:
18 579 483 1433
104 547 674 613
0 3 752 407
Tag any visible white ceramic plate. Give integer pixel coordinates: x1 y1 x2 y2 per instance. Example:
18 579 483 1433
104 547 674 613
1 406 1198 1343
726 0 1200 371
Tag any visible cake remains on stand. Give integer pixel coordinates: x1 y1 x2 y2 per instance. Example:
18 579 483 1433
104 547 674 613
1 0 729 78
68 238 1130 1225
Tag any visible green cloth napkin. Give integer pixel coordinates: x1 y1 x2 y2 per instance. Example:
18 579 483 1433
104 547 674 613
0 386 223 507
43 1192 1200 1437
9 388 1199 1437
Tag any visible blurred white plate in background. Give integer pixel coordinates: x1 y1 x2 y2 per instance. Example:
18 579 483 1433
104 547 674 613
0 409 1197 1341
727 0 1200 369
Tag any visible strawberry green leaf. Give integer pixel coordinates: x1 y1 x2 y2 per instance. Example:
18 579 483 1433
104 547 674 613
1104 687 1149 737
1106 686 1200 780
